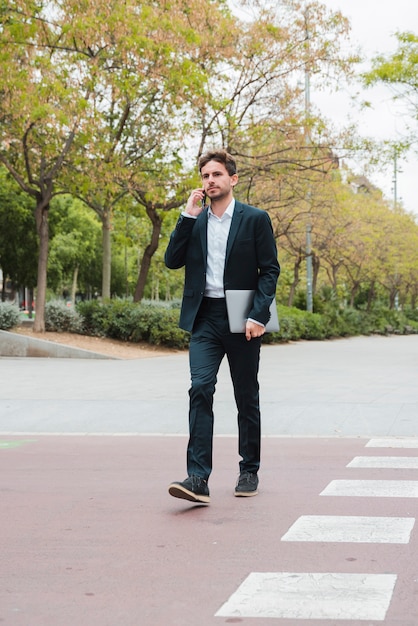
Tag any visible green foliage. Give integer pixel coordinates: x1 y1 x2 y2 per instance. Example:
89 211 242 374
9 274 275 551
364 32 418 88
76 299 190 348
74 299 111 337
0 167 38 288
362 305 418 336
268 305 328 342
68 299 416 349
48 196 102 296
0 302 20 330
44 300 84 333
404 307 418 322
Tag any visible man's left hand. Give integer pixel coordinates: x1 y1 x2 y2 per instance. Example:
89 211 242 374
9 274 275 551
245 320 265 341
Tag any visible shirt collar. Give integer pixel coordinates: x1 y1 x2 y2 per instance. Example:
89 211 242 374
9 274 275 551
208 198 235 219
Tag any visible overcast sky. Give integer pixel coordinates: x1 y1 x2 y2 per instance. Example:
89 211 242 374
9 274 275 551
316 0 418 215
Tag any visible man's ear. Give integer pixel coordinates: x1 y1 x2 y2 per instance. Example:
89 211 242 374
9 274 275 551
231 174 238 187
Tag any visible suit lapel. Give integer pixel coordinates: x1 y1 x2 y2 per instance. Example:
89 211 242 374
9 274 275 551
225 201 243 264
197 209 208 261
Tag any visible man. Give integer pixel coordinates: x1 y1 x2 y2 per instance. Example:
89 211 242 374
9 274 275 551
165 149 280 504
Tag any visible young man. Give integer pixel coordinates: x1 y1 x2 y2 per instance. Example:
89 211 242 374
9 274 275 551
165 149 280 504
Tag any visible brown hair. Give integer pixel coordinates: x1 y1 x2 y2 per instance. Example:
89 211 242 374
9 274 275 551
198 149 237 176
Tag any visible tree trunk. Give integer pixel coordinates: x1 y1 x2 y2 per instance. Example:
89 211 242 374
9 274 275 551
33 203 49 333
366 281 376 312
133 206 162 303
71 265 79 305
102 211 112 299
28 288 34 319
349 281 360 307
287 255 302 307
312 253 320 295
389 287 397 310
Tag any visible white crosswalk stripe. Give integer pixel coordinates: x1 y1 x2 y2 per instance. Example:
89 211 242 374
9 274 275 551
281 515 415 543
367 438 418 448
215 572 397 621
321 479 418 498
347 456 418 469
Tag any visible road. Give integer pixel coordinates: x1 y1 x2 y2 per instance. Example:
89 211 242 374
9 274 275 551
1 334 417 625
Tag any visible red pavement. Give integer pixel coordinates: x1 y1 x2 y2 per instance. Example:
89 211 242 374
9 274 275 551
1 435 418 626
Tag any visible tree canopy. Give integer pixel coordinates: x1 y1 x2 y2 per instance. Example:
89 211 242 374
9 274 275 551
0 0 417 323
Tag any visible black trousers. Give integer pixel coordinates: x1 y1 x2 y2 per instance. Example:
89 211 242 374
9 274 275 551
187 297 262 480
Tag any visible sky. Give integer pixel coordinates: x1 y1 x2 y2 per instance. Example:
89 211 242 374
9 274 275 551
316 0 418 215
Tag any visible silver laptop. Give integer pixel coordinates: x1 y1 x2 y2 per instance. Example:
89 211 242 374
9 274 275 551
225 290 280 333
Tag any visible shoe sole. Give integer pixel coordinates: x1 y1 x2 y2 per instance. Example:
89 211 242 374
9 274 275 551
168 484 210 504
234 489 258 497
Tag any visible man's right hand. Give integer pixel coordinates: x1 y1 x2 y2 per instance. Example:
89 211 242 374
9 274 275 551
184 188 206 217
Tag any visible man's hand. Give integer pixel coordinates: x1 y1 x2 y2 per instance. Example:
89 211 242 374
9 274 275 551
185 188 206 217
245 320 265 341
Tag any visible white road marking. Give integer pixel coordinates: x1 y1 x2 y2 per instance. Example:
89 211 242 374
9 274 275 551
367 438 418 449
348 456 418 469
321 479 418 498
0 431 187 437
281 515 415 543
215 572 397 620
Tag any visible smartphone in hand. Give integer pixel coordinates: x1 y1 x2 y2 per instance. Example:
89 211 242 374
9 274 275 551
201 190 206 209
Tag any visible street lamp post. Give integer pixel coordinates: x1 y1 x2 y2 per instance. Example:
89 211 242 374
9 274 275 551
306 223 313 313
305 7 313 313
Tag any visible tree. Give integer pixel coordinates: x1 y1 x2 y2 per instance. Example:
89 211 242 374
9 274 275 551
0 1 99 329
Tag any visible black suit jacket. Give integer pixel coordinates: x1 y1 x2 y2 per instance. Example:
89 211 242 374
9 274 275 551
164 200 280 332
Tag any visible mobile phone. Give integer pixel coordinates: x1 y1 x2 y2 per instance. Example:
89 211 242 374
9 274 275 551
201 190 206 209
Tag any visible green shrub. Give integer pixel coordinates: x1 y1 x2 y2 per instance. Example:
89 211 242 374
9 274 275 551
72 298 417 349
404 307 418 322
272 305 327 341
0 302 20 330
75 299 110 336
45 300 84 333
76 299 190 348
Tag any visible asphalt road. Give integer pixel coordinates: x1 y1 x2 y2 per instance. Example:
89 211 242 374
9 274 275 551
1 335 417 626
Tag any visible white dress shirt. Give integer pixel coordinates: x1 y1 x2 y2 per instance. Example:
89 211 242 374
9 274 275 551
204 199 234 297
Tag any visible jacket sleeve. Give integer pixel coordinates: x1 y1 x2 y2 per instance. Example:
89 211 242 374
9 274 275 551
164 214 197 269
249 211 280 324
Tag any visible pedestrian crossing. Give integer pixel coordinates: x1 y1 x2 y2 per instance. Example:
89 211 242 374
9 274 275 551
216 572 397 621
321 479 418 498
281 515 415 543
216 437 418 622
348 456 418 469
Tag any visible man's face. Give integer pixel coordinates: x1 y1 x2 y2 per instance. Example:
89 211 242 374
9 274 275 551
200 160 238 202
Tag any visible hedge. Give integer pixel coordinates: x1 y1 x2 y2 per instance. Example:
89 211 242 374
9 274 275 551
2 299 417 348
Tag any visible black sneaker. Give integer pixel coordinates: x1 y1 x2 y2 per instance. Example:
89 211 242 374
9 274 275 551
234 471 259 497
168 476 210 504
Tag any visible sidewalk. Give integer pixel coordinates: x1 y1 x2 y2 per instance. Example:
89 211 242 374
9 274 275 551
1 334 417 437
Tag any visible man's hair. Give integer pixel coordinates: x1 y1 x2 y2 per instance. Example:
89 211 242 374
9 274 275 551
198 149 237 176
